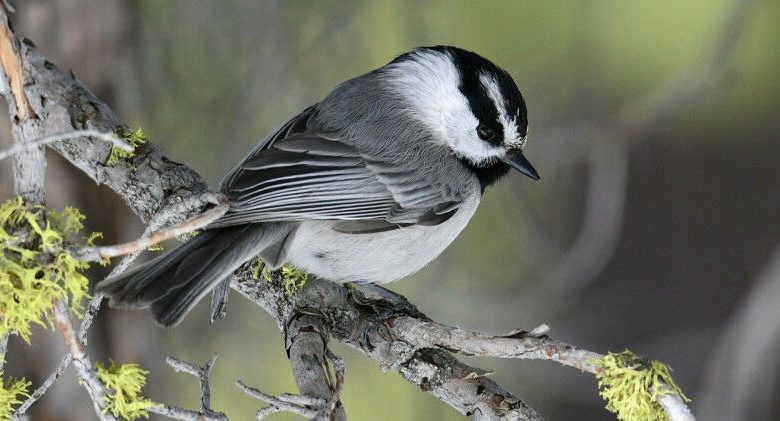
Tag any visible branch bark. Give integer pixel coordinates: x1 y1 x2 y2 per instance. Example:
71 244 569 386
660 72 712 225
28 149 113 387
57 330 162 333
53 300 117 421
146 355 227 421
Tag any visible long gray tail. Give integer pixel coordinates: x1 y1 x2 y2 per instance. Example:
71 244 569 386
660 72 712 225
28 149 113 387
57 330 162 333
96 223 290 326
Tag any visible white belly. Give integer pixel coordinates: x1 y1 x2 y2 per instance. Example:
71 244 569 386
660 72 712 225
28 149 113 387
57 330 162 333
284 192 481 284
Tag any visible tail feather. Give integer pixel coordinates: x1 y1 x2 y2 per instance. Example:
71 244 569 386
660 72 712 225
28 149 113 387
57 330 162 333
96 223 291 326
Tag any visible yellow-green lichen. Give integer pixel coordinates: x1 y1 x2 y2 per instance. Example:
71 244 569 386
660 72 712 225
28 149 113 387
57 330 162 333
0 374 30 420
280 265 307 296
592 350 690 421
0 198 101 342
107 127 147 166
251 258 266 280
96 361 158 420
248 257 307 296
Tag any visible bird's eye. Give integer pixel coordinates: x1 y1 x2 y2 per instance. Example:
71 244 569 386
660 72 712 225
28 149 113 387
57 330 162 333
477 124 495 141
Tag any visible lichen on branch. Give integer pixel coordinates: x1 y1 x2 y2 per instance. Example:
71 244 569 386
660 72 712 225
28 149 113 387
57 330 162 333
0 374 30 420
593 350 690 421
254 258 308 297
106 127 147 166
0 197 103 342
96 361 158 420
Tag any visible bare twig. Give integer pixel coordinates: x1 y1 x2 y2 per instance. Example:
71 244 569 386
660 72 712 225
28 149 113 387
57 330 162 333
12 354 73 419
52 300 117 421
239 349 346 420
73 199 228 262
151 355 226 421
391 318 601 372
79 252 145 345
0 130 132 161
80 192 225 344
391 317 694 420
237 381 325 419
146 404 226 421
318 350 346 420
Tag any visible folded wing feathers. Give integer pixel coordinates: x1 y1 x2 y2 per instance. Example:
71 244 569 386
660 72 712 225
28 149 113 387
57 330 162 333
216 120 462 227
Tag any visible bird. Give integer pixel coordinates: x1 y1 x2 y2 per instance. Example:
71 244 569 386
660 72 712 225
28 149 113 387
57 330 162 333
96 45 539 327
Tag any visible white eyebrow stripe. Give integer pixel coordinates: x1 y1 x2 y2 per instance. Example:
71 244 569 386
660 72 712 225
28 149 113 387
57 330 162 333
479 72 523 147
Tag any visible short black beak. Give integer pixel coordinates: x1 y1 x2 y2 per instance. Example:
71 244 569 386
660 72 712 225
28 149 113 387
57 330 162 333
501 149 540 181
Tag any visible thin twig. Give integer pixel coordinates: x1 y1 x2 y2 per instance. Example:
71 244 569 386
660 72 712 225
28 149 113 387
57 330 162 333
237 381 323 419
78 192 224 343
0 130 132 161
52 300 117 421
74 200 228 262
78 242 148 346
392 317 602 372
238 349 345 420
317 349 346 419
146 404 225 421
156 355 226 421
12 354 73 419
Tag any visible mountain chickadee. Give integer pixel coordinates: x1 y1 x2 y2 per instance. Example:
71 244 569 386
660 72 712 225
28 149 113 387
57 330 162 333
97 46 539 326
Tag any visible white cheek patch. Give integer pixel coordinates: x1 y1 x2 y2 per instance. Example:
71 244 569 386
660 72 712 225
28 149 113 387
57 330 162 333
479 73 524 148
382 50 506 165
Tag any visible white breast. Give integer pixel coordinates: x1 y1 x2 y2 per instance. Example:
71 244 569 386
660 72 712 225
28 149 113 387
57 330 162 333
284 191 481 284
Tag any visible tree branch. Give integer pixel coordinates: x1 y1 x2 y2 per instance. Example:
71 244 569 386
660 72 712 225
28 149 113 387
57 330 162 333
12 354 73 419
232 272 544 420
147 355 227 421
52 300 117 421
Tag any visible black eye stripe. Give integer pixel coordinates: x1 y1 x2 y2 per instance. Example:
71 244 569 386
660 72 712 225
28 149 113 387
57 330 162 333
453 65 503 145
395 46 528 147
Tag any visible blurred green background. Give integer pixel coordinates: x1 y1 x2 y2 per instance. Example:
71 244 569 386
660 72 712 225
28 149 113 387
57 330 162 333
1 0 779 419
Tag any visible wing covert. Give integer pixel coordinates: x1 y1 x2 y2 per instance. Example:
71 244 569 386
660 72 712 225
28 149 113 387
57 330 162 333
213 106 466 230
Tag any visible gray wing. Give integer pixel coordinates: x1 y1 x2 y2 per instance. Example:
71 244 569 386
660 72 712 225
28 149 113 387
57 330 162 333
212 106 464 231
